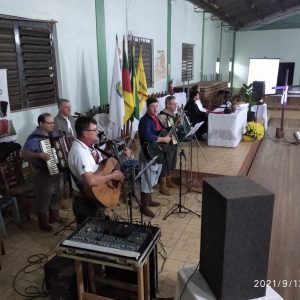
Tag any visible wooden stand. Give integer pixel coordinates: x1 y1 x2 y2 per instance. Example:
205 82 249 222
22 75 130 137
74 258 150 300
276 127 284 138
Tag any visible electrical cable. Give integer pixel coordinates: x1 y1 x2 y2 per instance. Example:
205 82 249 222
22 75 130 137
178 260 200 300
12 210 75 298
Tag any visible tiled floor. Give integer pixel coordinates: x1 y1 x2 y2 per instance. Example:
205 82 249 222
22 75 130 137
0 141 251 299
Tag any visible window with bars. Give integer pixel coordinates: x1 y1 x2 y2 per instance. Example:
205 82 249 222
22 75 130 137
182 43 194 82
0 18 58 112
128 35 153 88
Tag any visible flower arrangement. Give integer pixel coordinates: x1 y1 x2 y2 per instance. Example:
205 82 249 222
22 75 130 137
245 121 264 140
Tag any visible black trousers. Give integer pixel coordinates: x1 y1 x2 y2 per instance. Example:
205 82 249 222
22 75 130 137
73 195 105 226
160 143 177 177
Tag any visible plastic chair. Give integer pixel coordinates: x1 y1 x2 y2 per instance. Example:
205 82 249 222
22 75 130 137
0 150 32 220
0 195 20 236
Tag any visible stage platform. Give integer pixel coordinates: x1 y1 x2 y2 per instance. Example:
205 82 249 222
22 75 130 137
172 138 260 191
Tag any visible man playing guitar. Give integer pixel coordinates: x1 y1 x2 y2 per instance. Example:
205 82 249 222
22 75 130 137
138 97 171 218
68 116 125 225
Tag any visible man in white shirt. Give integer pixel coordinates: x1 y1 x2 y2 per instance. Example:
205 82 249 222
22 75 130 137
68 116 124 225
54 99 76 136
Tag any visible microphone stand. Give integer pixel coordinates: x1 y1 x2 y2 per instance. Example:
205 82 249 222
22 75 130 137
110 142 138 224
163 123 200 220
110 142 156 224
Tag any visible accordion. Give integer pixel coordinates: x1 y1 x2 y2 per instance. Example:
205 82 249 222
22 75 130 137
39 135 73 176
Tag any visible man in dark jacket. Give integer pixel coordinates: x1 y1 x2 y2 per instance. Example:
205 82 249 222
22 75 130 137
138 97 171 217
184 89 208 140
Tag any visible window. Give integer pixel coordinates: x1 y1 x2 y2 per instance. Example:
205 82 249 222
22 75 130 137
128 35 153 88
0 17 58 112
182 43 194 82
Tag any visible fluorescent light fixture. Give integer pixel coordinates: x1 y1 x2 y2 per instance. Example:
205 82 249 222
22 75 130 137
216 58 220 74
229 58 232 72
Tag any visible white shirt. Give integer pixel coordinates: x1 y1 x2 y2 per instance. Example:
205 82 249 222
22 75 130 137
195 100 207 112
68 138 102 192
63 115 74 135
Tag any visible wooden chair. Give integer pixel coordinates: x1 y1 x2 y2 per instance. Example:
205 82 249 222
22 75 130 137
0 150 32 220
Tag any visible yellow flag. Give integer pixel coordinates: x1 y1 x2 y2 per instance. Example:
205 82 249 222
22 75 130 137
136 47 148 112
122 38 134 123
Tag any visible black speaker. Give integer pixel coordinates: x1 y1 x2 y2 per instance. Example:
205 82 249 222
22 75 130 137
44 256 77 300
200 176 274 300
252 81 265 101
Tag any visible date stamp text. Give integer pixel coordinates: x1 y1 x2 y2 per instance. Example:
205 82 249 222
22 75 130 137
254 280 300 288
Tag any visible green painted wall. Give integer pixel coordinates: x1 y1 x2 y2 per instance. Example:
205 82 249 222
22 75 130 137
95 0 108 105
167 0 172 89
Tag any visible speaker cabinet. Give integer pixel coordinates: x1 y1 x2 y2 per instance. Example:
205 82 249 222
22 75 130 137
200 176 274 300
252 81 265 101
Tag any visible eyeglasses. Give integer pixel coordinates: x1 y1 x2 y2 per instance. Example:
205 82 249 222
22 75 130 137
86 129 99 132
44 122 55 125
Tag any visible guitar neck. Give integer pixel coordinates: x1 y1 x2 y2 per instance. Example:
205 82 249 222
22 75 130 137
126 138 134 149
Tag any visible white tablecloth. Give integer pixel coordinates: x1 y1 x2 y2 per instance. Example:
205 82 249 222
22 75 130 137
251 103 268 129
208 106 248 147
175 266 283 300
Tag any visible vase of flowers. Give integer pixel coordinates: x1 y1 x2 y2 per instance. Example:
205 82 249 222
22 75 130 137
243 121 264 141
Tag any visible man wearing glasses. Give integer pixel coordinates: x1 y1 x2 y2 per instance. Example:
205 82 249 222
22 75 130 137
22 113 64 232
68 116 124 226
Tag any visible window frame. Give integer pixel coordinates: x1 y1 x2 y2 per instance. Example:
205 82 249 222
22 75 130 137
182 43 194 82
128 35 153 88
0 17 58 112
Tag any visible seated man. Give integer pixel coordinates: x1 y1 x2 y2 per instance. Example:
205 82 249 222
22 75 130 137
22 113 64 232
184 89 208 140
68 116 124 226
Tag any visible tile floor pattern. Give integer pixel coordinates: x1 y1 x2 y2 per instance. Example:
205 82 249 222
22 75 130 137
0 187 201 299
0 140 251 299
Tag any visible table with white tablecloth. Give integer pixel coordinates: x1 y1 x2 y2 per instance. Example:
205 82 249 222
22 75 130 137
208 106 248 147
175 266 283 300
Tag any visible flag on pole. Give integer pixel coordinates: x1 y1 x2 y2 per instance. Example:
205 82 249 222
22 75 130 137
136 46 148 112
130 39 140 120
122 37 134 123
109 36 124 130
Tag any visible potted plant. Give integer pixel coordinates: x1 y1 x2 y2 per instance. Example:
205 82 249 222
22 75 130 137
239 83 256 121
243 121 264 141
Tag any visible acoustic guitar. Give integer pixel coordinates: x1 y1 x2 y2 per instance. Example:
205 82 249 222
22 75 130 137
83 157 124 208
143 113 184 163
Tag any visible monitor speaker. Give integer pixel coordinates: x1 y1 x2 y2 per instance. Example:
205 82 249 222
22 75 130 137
44 256 77 300
200 176 274 300
252 81 265 101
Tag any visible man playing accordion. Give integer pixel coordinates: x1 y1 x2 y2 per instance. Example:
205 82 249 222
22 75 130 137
157 95 180 195
22 113 64 232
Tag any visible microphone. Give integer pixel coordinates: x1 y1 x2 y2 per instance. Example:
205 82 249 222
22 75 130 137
74 112 82 116
94 144 112 158
97 131 106 141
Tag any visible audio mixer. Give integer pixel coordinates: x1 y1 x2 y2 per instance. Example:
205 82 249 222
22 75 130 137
57 218 160 264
